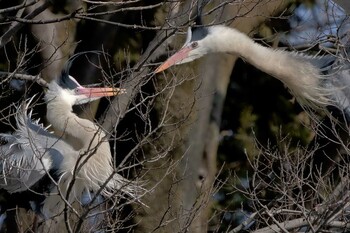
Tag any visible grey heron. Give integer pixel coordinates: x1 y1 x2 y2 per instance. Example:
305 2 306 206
0 54 141 231
42 55 142 230
155 23 350 119
44 54 139 200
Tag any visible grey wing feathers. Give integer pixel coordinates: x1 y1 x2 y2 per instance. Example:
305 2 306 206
0 133 52 193
308 55 337 72
294 50 350 119
291 52 336 71
324 67 350 120
0 101 67 193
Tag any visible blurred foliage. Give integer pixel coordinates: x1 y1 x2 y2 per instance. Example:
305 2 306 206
235 106 259 160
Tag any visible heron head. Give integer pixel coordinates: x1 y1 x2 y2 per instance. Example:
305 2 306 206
46 52 126 106
49 74 125 106
155 25 211 73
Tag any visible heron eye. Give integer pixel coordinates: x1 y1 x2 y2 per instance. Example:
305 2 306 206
0 137 8 146
191 42 198 48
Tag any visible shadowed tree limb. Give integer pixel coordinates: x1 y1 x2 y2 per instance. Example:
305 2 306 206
0 0 51 48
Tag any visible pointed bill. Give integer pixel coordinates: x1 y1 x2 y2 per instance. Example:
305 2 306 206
155 47 193 73
76 87 126 97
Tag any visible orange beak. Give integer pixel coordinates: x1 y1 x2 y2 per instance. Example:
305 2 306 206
76 87 126 97
155 47 192 73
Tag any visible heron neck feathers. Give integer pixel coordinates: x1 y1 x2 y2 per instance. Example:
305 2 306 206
210 26 329 107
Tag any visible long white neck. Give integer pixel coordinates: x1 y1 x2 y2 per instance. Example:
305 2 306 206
45 90 140 198
45 90 114 188
210 26 331 108
46 96 103 149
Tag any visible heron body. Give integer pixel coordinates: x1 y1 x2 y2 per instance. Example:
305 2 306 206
0 99 79 219
41 62 139 230
156 24 350 118
45 54 138 197
45 80 136 198
0 107 67 194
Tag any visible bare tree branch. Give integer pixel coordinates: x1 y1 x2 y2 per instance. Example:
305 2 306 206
0 0 51 48
0 71 48 87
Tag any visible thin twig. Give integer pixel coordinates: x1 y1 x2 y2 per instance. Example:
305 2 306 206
0 0 51 48
0 71 48 87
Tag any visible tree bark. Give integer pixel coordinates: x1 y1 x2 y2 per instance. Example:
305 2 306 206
333 0 350 14
29 1 80 82
133 1 291 232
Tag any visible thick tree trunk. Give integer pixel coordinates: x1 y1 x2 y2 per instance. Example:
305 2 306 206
29 2 79 82
191 1 291 231
134 1 290 232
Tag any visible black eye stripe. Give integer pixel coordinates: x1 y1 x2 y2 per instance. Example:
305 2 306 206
190 27 208 42
58 74 80 90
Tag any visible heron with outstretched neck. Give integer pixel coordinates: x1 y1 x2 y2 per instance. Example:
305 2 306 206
155 21 350 119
